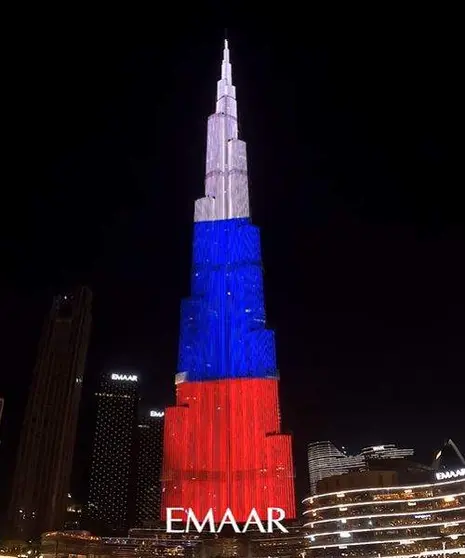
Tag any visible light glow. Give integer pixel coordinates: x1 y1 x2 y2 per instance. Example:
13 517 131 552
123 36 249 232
303 491 465 514
303 504 465 527
161 40 296 524
161 379 295 522
166 507 288 533
436 468 465 480
178 218 277 382
305 534 463 550
306 517 465 538
303 476 465 502
194 40 249 223
111 373 138 382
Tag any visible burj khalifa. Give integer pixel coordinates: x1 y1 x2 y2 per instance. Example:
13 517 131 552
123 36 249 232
161 40 296 522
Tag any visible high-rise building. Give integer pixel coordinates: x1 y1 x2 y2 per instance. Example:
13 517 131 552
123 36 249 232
308 441 415 495
136 409 165 525
161 40 296 522
8 287 92 539
87 370 139 534
308 441 366 495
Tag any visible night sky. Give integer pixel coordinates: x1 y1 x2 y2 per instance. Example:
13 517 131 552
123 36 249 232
0 14 463 515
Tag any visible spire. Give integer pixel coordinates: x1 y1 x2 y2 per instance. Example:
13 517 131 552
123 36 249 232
217 38 234 106
221 38 232 84
194 39 250 223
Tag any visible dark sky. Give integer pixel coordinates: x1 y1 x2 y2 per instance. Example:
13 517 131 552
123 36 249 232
0 13 463 512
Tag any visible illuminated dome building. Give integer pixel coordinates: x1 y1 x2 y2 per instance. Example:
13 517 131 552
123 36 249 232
302 465 465 557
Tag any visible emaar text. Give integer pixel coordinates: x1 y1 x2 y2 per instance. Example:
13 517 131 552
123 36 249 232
166 507 288 533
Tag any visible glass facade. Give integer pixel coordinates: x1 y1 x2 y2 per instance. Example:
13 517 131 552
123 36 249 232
136 411 164 524
88 371 139 533
178 218 277 382
161 40 296 522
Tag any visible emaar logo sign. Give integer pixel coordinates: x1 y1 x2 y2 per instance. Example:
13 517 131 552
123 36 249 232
436 468 465 481
150 410 165 418
111 373 138 382
166 508 288 533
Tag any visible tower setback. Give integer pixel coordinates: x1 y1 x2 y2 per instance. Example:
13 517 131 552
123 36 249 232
161 41 296 522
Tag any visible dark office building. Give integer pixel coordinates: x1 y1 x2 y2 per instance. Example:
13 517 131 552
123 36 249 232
8 287 92 540
136 409 164 525
87 370 139 535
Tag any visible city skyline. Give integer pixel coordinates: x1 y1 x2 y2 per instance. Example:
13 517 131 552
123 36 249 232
0 25 463 520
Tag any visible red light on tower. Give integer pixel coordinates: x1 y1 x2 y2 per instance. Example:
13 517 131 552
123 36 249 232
161 379 295 521
160 39 296 523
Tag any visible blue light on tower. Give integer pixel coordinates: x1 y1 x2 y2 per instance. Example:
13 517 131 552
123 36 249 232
178 218 277 381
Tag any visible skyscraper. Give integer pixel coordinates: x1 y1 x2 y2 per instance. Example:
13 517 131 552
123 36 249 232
161 40 296 522
308 441 365 495
8 287 92 539
136 409 165 525
87 370 139 534
307 441 415 495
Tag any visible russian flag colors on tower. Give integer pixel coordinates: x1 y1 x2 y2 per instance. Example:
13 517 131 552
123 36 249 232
161 40 296 522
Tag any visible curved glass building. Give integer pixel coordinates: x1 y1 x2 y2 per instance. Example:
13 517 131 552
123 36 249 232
303 471 465 557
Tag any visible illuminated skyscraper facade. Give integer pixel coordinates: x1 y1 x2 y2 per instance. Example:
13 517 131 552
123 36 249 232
136 410 165 525
8 287 92 539
87 371 139 534
161 41 296 522
308 441 366 496
308 441 415 495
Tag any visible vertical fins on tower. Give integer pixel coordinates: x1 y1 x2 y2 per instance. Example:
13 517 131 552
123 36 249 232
194 39 250 223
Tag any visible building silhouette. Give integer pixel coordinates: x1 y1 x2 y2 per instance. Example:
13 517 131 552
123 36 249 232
433 438 465 474
161 40 296 521
308 441 414 495
136 409 164 525
0 396 4 447
87 370 139 534
8 286 92 539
